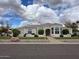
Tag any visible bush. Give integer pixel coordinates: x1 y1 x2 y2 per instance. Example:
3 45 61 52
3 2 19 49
60 35 63 37
38 29 44 35
23 33 27 37
34 35 39 37
71 33 77 37
12 29 20 37
32 33 35 35
62 29 69 35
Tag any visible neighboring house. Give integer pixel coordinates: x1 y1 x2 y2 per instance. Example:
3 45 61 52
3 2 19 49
18 23 63 37
76 21 79 35
76 21 79 30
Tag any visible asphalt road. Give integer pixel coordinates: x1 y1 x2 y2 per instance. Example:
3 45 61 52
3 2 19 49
0 44 79 59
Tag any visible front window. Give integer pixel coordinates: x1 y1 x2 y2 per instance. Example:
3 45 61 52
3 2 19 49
28 29 32 34
55 27 59 34
51 28 54 34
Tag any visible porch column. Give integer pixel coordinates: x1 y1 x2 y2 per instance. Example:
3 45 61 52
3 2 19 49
36 28 38 35
44 29 46 36
50 28 52 36
59 28 60 35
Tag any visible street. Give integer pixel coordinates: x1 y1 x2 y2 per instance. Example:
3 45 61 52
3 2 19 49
0 44 79 59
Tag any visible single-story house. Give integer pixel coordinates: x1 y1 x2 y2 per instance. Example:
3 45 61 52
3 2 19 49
18 23 63 37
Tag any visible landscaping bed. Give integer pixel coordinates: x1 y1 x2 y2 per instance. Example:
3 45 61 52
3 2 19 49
54 36 79 39
54 37 79 42
19 37 48 40
0 37 48 42
0 36 11 40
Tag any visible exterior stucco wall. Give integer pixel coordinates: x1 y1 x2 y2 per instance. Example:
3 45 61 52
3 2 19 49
18 23 63 37
77 23 79 30
19 27 37 37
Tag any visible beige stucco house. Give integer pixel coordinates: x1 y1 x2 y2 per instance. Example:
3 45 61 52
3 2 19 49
18 23 63 37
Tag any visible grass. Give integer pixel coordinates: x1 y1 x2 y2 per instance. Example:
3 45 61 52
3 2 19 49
0 36 11 39
19 37 48 40
54 36 79 42
54 36 79 39
0 36 47 40
0 36 11 41
0 36 47 39
0 36 48 42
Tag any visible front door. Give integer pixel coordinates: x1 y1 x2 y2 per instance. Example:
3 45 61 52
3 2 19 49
45 29 50 36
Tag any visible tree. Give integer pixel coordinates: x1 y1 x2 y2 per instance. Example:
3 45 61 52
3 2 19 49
65 22 78 34
2 28 8 33
0 20 11 36
0 28 3 36
71 23 78 34
38 29 44 35
12 29 20 37
62 29 69 35
65 21 73 28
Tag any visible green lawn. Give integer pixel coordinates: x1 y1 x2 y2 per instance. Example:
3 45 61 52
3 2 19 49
54 36 79 39
0 36 11 39
19 37 48 40
0 36 47 40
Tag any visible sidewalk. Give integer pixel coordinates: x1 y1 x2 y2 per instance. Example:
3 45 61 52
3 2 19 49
47 36 64 44
0 37 64 44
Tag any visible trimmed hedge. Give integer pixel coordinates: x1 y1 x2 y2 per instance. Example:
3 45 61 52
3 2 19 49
38 29 44 35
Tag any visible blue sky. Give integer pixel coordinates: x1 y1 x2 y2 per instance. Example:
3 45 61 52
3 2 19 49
21 0 33 6
0 0 79 28
7 0 50 28
4 0 34 28
12 0 33 28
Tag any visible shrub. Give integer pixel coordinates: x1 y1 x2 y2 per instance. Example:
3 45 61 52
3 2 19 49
71 33 77 37
32 33 35 35
38 29 44 35
34 35 39 37
23 33 27 37
12 29 20 37
60 35 63 37
62 29 69 35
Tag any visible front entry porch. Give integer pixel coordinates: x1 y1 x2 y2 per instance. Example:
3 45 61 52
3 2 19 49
45 29 50 36
43 27 62 37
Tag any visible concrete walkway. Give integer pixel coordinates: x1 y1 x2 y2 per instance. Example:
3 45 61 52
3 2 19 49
47 36 64 44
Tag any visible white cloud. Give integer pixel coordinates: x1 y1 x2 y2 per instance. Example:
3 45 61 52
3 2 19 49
45 0 79 7
19 20 41 27
61 6 79 23
0 8 5 15
23 4 40 20
0 0 79 27
0 0 59 28
0 0 21 6
18 21 30 27
36 6 59 24
23 4 59 24
0 0 26 15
